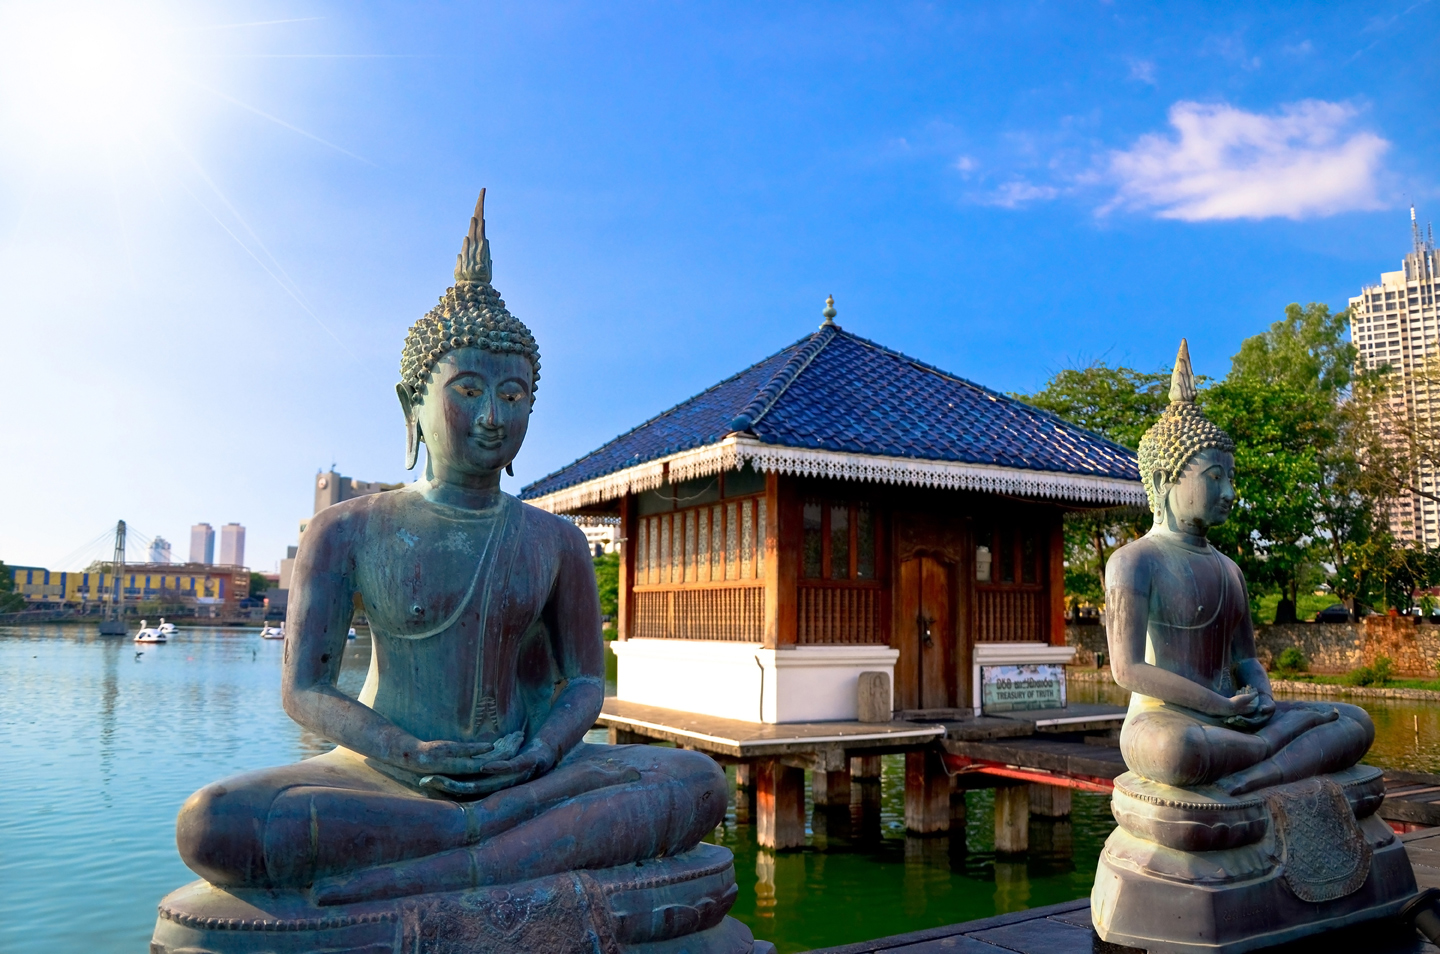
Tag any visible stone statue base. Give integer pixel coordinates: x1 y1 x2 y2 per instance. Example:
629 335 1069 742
150 843 761 954
1092 766 1416 954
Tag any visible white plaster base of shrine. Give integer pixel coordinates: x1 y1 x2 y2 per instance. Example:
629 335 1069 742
610 639 898 723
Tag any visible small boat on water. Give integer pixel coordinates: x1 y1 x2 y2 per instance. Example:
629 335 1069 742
134 619 167 643
157 618 177 635
260 623 285 640
348 627 357 640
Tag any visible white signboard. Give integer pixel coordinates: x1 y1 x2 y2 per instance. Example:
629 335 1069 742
980 663 1066 713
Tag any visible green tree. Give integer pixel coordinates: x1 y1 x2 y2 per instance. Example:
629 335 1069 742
1204 303 1370 621
249 572 271 596
1017 364 1166 603
0 560 26 613
1202 380 1327 620
593 551 619 621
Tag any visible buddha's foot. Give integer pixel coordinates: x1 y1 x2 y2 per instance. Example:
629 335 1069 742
313 846 476 905
1216 764 1282 796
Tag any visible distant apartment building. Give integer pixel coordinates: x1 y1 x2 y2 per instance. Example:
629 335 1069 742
1350 207 1440 548
190 524 215 565
148 536 172 564
218 523 246 568
314 469 405 515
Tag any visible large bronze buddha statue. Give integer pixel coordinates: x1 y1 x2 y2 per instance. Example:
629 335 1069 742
150 193 758 954
1091 341 1415 954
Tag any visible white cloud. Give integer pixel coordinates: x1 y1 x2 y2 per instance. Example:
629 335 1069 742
1127 58 1157 85
954 155 977 176
1106 100 1389 220
983 180 1061 208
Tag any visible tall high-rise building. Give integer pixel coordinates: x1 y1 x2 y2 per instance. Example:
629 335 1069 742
148 536 172 564
218 523 246 568
1349 207 1440 548
189 523 215 565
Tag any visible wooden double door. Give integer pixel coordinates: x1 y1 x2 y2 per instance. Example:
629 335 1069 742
893 555 954 711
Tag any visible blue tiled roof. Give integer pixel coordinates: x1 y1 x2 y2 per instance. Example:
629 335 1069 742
521 325 1139 501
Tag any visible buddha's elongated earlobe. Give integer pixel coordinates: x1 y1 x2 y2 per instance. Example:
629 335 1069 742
506 463 514 477
396 383 421 470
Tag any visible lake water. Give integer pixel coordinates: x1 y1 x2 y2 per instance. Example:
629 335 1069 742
3 624 1439 954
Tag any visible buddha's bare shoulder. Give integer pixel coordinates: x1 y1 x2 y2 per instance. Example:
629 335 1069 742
1105 535 1164 586
514 497 591 557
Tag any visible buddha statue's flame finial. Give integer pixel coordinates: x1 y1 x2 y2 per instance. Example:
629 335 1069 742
1169 338 1197 404
454 189 493 285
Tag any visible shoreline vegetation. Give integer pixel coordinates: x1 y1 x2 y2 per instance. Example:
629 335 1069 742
1070 664 1440 701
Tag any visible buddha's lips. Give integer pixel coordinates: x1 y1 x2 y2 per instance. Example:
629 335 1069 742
470 431 504 449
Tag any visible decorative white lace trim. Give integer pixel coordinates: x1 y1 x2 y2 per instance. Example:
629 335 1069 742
524 435 1145 513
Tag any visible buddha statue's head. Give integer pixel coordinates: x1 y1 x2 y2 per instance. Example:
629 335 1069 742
1137 340 1236 535
397 190 541 480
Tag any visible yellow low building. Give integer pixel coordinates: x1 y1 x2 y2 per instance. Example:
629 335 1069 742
9 563 250 606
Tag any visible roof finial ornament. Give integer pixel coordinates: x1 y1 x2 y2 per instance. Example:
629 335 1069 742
454 188 493 285
1169 338 1197 404
821 294 837 328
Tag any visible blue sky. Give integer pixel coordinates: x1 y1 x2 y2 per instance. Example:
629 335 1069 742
1 1 1436 573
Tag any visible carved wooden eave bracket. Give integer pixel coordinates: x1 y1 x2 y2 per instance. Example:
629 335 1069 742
523 434 1147 514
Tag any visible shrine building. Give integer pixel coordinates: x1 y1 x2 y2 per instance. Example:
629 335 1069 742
520 304 1143 724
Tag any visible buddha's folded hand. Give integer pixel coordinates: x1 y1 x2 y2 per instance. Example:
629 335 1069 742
401 731 525 776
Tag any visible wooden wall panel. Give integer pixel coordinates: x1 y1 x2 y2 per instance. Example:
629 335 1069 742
1049 514 1066 646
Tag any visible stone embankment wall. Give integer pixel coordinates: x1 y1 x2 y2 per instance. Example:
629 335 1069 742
1065 616 1440 677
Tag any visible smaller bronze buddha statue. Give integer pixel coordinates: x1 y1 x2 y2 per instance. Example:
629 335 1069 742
1091 340 1415 954
150 193 758 954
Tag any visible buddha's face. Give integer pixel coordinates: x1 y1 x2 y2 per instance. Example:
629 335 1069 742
411 347 533 478
1159 447 1236 533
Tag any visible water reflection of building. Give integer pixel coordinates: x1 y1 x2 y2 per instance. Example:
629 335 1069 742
7 563 250 608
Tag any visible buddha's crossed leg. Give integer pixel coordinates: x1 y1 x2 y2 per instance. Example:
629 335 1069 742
1120 701 1374 795
177 742 726 897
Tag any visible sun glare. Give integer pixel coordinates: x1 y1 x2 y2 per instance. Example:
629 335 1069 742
0 2 185 162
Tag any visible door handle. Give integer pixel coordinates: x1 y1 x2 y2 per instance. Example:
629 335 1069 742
919 614 935 648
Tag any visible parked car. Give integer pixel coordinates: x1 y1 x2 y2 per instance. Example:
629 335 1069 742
1314 604 1351 623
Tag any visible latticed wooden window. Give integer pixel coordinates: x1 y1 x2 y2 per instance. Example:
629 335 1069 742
756 499 767 575
741 501 754 579
710 505 723 580
725 503 739 580
697 509 710 583
636 520 648 580
659 516 671 584
801 500 877 581
802 503 822 578
669 514 681 582
684 511 697 583
648 517 659 585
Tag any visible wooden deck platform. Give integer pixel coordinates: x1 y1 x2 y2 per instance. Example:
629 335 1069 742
599 698 1440 854
597 698 945 767
801 830 1440 952
1387 772 1440 830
